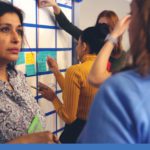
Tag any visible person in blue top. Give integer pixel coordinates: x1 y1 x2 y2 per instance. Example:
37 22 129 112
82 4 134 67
78 0 150 143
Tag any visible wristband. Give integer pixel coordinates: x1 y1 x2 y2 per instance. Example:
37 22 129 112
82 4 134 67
105 34 118 45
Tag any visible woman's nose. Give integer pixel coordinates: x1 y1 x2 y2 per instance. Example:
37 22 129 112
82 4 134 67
11 31 21 44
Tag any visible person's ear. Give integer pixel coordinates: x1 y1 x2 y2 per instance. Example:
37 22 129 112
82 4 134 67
82 42 87 52
82 42 90 54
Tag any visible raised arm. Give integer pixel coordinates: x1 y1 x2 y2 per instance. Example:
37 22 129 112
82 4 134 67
88 15 131 87
38 0 82 40
47 56 65 90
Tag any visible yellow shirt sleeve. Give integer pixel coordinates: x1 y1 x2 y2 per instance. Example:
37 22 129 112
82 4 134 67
52 65 81 124
54 71 65 90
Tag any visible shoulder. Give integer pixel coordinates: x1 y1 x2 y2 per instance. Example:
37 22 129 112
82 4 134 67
66 64 82 75
16 70 26 79
8 70 25 79
95 70 143 107
102 70 141 90
11 70 28 84
91 70 143 124
65 65 84 83
97 69 150 109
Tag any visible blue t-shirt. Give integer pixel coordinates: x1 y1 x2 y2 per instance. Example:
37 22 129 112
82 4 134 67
78 70 150 143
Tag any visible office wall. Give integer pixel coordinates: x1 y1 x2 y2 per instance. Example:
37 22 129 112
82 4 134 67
6 0 131 137
75 0 131 50
9 0 73 136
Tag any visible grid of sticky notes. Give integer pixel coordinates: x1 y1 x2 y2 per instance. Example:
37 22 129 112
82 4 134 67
16 51 56 76
13 0 73 135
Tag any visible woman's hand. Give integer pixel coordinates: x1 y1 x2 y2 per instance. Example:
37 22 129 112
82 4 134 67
8 131 60 144
111 15 131 39
38 82 57 102
38 0 61 14
47 56 59 73
38 0 57 8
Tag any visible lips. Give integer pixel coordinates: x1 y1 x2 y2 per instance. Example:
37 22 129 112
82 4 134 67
8 48 20 54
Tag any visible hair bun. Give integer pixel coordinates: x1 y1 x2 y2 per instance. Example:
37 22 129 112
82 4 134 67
95 23 110 38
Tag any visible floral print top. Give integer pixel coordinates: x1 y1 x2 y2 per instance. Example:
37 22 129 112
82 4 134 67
0 70 45 143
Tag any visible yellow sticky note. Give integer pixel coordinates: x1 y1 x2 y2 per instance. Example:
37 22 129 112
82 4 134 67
25 52 35 65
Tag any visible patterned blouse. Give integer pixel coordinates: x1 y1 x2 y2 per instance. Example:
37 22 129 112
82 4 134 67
0 70 46 143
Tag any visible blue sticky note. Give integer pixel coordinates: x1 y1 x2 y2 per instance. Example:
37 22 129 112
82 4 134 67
38 62 47 72
16 52 25 65
47 51 56 60
26 64 36 76
37 51 56 63
37 53 46 63
37 51 57 72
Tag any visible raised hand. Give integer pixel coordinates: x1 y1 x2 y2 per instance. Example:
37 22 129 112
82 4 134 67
111 15 131 39
38 0 57 8
38 82 57 102
47 56 59 73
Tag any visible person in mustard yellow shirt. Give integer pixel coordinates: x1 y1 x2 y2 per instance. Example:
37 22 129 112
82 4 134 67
38 23 110 143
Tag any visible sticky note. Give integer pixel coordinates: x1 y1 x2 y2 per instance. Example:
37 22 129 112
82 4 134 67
37 51 56 63
26 64 36 76
48 51 56 60
37 51 56 72
38 62 47 72
16 52 25 65
25 52 35 65
28 115 43 134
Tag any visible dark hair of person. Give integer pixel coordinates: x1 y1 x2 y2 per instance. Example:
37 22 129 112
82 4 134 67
130 0 150 76
96 10 123 55
80 23 110 55
0 0 24 73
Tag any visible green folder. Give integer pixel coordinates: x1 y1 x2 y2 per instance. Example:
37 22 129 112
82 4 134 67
27 115 43 134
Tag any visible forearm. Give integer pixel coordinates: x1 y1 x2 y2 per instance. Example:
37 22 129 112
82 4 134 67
88 41 113 87
53 70 65 90
7 131 58 144
52 69 80 124
88 15 131 87
7 135 30 144
54 10 81 40
7 139 22 144
52 97 76 124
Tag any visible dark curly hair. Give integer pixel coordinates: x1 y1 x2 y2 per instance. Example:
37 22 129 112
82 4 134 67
80 23 110 55
0 0 24 72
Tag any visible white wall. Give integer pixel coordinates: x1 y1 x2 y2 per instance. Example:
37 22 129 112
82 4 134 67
78 0 130 29
74 0 131 50
13 0 73 135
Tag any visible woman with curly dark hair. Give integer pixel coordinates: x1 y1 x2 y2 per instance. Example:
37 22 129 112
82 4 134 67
0 0 58 143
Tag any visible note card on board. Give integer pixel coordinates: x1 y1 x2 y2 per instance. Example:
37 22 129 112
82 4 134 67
37 51 56 72
25 52 35 65
26 64 36 76
16 52 25 65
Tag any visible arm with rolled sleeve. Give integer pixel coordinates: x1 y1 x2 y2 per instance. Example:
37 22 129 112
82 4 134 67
52 66 81 124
